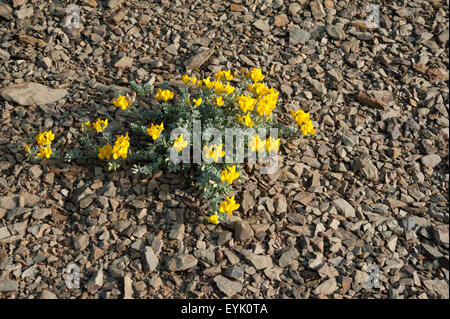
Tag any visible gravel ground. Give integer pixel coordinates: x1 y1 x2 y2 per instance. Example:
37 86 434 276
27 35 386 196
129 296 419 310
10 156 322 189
0 0 448 299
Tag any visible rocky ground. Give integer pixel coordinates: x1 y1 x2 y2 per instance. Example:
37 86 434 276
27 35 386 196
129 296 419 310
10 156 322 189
0 0 448 299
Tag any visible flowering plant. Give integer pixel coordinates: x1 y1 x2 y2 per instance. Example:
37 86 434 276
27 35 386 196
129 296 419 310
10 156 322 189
24 68 315 225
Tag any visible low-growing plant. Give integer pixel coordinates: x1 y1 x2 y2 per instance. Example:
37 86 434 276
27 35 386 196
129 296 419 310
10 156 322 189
24 68 316 224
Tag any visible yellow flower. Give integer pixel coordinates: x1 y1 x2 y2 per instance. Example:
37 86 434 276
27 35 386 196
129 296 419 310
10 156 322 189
301 119 316 135
196 80 203 88
216 96 224 106
36 130 54 146
147 122 164 140
91 118 108 133
98 143 113 160
173 134 188 152
256 91 278 117
203 144 225 162
219 196 240 216
182 74 191 84
249 135 265 152
220 165 240 185
246 68 265 83
248 82 273 96
224 83 235 94
37 146 52 159
238 94 256 113
214 70 233 82
104 133 130 160
155 88 174 102
81 121 91 132
113 94 131 110
214 81 235 95
203 77 215 89
193 98 202 108
190 76 197 85
266 136 280 152
291 109 310 126
208 214 218 225
24 144 30 152
236 113 254 127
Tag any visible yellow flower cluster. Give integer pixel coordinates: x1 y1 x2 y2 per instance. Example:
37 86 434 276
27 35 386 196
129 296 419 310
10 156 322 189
192 98 202 108
182 74 199 86
249 135 280 153
238 94 256 113
266 136 280 152
203 144 225 162
236 113 254 127
216 96 224 106
249 134 265 152
248 82 273 96
214 81 235 95
203 77 215 89
147 122 164 140
199 71 236 95
290 109 316 135
219 196 240 215
208 214 219 225
247 68 265 83
98 133 130 160
113 93 135 110
36 130 54 146
220 165 240 185
155 88 174 102
173 134 188 152
35 130 55 158
256 91 279 118
214 70 233 82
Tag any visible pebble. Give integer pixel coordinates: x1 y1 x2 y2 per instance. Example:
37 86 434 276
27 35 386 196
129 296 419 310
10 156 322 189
421 154 441 169
166 254 198 272
213 275 243 297
333 199 356 218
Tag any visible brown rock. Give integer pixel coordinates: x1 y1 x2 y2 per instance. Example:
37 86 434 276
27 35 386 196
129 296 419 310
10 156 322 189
324 0 334 8
294 192 314 206
355 90 394 110
310 0 326 20
0 82 68 106
114 56 133 68
274 14 289 27
185 47 215 71
230 4 244 12
17 34 47 48
82 0 98 7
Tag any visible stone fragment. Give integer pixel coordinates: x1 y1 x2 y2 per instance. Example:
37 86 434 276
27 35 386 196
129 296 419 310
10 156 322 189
310 0 326 20
214 275 243 297
166 254 198 272
421 154 441 169
356 90 394 110
114 56 133 68
333 199 355 218
185 47 215 70
143 246 159 273
274 14 289 27
314 278 338 295
0 280 19 292
0 82 67 106
245 254 273 270
290 28 310 45
86 270 103 292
